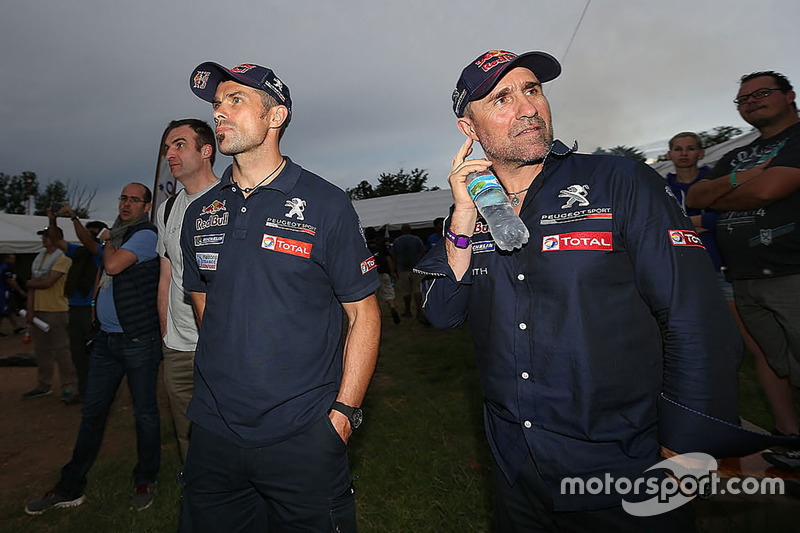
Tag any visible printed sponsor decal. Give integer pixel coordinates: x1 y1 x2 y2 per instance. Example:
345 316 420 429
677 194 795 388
558 184 591 209
193 70 210 90
231 64 256 73
284 197 306 220
360 256 377 274
265 217 316 236
475 50 517 72
261 233 312 259
542 232 613 252
474 220 490 234
472 241 496 254
540 207 612 225
195 252 218 271
668 230 705 249
199 199 226 216
194 233 225 246
196 212 229 231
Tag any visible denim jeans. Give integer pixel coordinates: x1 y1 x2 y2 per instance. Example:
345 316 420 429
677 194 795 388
56 331 162 498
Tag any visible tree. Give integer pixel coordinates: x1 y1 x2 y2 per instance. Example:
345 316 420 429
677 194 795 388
347 168 439 200
0 171 39 214
592 145 646 163
697 126 744 148
34 180 69 215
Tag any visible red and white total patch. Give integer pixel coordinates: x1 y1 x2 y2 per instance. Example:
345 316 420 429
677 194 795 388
261 234 312 258
542 232 613 252
669 230 705 248
360 256 377 274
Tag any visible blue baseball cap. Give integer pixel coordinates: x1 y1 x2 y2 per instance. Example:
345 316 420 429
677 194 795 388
452 50 561 117
190 62 292 124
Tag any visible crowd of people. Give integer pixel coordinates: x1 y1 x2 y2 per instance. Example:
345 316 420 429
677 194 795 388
5 48 798 531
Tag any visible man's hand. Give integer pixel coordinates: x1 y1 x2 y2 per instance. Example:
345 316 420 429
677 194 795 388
448 137 491 213
98 228 112 243
328 409 352 444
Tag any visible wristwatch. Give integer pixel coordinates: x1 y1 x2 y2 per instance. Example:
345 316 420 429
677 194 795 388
330 401 363 429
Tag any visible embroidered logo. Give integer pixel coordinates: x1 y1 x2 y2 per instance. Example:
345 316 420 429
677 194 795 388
475 50 517 72
668 230 705 248
540 207 612 225
558 184 591 209
195 252 218 270
261 234 312 259
265 217 316 236
231 64 256 73
542 232 613 252
472 241 496 254
360 256 377 274
199 199 226 216
193 71 210 89
194 234 225 246
284 198 306 220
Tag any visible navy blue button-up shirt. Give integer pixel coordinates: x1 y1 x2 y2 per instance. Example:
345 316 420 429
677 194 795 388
181 158 379 447
417 141 741 511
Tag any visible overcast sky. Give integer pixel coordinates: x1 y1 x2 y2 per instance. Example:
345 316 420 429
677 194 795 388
2 0 798 222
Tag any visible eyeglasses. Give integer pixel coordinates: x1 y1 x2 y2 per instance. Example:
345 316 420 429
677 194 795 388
118 195 146 204
733 87 782 106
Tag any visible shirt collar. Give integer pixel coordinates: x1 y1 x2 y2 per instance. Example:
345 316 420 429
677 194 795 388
220 156 302 195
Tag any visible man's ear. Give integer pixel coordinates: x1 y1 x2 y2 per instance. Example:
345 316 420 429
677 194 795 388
201 144 213 160
269 105 289 129
457 117 479 141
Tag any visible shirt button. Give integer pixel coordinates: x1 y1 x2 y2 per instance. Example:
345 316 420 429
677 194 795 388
519 323 527 330
231 187 237 192
517 274 525 281
521 372 529 380
524 420 532 429
241 207 247 213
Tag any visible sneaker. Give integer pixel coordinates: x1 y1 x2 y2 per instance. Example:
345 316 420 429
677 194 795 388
763 450 800 471
391 308 401 325
61 390 81 405
131 482 156 511
24 490 85 515
22 387 52 399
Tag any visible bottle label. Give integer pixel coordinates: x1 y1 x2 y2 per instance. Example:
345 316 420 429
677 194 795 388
466 173 503 201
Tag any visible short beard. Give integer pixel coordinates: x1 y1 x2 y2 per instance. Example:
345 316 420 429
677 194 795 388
480 119 554 166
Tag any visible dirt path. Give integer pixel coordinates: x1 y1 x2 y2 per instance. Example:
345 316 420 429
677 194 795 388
0 332 173 502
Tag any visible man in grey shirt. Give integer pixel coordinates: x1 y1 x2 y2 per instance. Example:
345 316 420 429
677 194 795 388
156 118 219 461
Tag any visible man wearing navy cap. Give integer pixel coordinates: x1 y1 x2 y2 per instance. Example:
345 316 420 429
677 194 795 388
416 50 750 530
180 61 381 532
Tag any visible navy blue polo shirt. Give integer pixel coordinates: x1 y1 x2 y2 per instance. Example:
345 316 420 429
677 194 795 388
181 158 379 447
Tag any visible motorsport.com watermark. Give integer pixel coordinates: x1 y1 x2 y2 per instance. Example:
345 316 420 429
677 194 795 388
560 453 785 516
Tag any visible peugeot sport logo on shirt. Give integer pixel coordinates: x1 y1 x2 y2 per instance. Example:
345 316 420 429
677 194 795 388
558 184 591 209
284 197 306 220
542 232 613 252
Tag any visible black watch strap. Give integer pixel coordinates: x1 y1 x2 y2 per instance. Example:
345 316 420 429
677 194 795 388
331 401 363 429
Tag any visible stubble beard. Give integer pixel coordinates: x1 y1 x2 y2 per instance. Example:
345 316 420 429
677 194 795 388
479 117 554 166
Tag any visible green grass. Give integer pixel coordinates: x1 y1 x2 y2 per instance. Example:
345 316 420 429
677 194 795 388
0 310 791 532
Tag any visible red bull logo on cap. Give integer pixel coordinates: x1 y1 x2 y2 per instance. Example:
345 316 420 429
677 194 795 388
231 64 256 73
475 50 517 72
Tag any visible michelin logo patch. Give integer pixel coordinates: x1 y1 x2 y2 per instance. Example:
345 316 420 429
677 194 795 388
669 230 705 249
261 234 312 259
542 232 613 252
194 234 225 246
472 241 496 254
195 252 218 270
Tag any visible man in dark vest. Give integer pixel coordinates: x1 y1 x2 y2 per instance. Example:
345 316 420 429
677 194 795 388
25 182 162 515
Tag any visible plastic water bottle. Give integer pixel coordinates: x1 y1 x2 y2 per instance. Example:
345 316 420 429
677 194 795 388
466 171 529 251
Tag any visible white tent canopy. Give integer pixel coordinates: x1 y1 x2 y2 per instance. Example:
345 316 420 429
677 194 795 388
0 213 94 254
352 188 453 231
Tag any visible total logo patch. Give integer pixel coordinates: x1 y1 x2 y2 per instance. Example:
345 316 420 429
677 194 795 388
194 233 225 246
542 232 613 252
669 230 705 249
195 252 218 271
261 234 312 259
360 256 377 274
